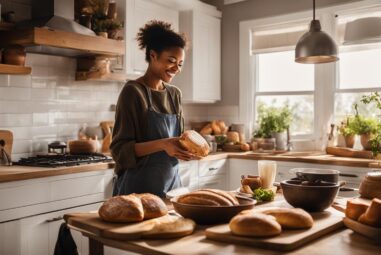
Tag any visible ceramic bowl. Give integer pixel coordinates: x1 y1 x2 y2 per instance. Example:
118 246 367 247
171 196 256 225
281 179 340 212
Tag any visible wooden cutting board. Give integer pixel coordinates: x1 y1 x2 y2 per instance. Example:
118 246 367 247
64 212 195 241
0 130 13 162
205 207 344 251
326 146 373 159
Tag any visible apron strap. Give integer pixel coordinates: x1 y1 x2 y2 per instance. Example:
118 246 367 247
162 83 179 115
139 82 154 110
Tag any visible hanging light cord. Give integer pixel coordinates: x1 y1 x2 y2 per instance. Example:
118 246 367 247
313 0 316 21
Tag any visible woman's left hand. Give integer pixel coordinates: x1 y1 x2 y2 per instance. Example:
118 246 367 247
162 137 201 161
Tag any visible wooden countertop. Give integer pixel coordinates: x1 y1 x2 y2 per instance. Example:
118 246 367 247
0 151 379 183
0 162 115 183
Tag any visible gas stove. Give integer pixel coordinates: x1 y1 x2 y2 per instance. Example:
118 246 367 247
15 153 113 168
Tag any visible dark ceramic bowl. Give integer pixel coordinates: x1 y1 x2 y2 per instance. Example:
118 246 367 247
281 179 340 212
171 196 256 225
291 168 340 183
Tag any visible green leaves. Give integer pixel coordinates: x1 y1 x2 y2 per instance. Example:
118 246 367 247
252 187 275 202
254 104 292 138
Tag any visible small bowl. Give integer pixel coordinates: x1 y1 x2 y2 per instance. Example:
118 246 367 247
291 168 340 183
171 196 256 225
281 179 340 212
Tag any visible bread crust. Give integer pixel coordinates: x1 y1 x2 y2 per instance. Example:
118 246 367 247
198 189 239 205
229 213 282 237
259 208 314 229
99 195 144 222
135 193 168 220
177 189 236 206
179 130 209 157
358 198 381 227
345 200 369 221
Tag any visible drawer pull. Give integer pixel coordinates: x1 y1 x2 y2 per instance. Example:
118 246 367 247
339 173 359 178
45 216 63 223
208 167 218 171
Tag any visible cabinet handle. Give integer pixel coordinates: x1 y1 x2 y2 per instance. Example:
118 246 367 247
339 173 359 178
208 167 218 171
45 216 63 223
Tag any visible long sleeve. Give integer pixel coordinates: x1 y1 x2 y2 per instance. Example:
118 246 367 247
110 85 142 173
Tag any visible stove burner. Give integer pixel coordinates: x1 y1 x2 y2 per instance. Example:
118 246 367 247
15 153 113 167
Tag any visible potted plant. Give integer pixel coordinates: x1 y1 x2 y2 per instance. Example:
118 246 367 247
253 104 292 150
350 114 378 150
338 117 356 148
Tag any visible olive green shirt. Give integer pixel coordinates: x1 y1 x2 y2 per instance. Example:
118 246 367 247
110 80 184 175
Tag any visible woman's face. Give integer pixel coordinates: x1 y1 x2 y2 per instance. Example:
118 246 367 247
149 47 185 83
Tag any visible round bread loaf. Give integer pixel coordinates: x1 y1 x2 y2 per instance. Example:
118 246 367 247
135 193 168 220
98 195 144 222
179 130 209 157
229 213 282 237
345 200 369 221
259 207 314 229
99 193 168 223
211 120 222 135
177 189 238 206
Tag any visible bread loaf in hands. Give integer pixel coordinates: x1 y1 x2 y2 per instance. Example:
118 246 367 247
179 130 209 157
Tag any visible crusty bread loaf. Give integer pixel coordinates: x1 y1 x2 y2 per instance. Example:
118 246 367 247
345 200 369 221
179 130 209 157
198 189 239 205
229 213 282 237
99 193 168 223
211 120 222 135
216 120 228 134
141 215 196 239
177 189 238 206
241 176 262 190
99 195 144 222
259 207 314 229
358 198 381 227
135 193 168 220
200 124 213 136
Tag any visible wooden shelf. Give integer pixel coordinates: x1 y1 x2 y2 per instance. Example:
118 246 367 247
0 64 31 75
75 71 127 82
0 27 125 57
0 22 15 31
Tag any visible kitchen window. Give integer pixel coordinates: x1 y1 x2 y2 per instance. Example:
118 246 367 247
240 0 381 150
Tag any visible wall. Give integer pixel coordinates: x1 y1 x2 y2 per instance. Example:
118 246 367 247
203 0 361 106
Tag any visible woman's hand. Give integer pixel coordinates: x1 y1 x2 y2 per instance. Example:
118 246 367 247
162 137 201 161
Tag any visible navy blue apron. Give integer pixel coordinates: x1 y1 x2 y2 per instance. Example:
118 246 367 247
113 83 182 198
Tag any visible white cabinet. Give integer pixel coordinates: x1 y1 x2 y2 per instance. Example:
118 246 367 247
174 10 221 103
178 160 198 190
228 159 258 190
198 159 227 190
122 0 179 78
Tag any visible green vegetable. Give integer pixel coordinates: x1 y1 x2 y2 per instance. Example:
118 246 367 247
252 188 274 202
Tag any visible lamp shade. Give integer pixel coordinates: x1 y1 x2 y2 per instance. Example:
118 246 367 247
295 20 339 64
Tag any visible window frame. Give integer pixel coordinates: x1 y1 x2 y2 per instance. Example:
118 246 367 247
239 0 381 150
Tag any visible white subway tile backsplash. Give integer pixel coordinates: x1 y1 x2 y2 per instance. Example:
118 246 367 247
12 139 33 154
33 113 49 125
31 88 56 100
0 87 31 100
9 75 32 87
0 75 9 87
0 114 33 127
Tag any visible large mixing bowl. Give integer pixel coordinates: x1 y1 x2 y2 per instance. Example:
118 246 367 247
291 168 340 183
281 179 340 212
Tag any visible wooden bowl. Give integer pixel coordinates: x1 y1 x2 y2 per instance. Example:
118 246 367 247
171 196 256 225
68 139 98 154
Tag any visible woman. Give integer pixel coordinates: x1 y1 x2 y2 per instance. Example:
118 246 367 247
110 20 198 198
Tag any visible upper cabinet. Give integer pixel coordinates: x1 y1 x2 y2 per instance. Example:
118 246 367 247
174 10 221 103
122 0 179 78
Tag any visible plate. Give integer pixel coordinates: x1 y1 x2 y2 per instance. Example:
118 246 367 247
343 217 381 241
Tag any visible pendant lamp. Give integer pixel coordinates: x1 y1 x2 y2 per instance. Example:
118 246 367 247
295 0 339 64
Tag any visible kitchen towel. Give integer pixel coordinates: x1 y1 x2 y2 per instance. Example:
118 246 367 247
54 223 79 255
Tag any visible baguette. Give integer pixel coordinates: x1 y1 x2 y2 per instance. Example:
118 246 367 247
259 207 313 229
177 190 233 206
198 189 239 205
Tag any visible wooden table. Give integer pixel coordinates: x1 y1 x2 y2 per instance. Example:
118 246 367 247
66 199 381 255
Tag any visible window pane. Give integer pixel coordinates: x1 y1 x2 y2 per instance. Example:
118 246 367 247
334 92 381 123
257 51 314 92
256 95 314 136
339 48 381 89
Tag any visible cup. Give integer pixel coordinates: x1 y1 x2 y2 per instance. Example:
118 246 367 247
258 160 277 188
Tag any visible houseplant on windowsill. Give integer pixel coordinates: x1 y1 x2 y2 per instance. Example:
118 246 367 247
338 117 356 148
350 110 378 150
253 104 292 151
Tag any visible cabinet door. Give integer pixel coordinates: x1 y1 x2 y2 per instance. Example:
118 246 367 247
228 159 258 190
199 175 227 190
199 159 227 177
193 12 221 102
126 0 179 76
178 160 198 190
18 203 102 255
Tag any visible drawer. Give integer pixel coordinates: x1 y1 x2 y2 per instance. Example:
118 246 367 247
178 161 198 189
199 159 227 177
198 175 227 190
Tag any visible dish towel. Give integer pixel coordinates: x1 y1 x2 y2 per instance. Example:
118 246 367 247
54 223 79 255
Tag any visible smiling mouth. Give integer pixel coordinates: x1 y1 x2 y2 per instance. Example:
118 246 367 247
166 71 176 78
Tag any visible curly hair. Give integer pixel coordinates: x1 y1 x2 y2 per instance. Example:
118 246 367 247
137 20 187 62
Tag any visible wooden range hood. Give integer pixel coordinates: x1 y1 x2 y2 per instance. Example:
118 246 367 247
0 27 125 57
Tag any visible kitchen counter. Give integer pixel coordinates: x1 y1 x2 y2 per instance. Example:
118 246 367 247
0 162 115 183
1 151 380 183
